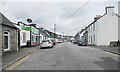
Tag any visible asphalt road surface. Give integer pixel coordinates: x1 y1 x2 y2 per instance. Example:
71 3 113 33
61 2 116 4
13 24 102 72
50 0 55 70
13 42 119 70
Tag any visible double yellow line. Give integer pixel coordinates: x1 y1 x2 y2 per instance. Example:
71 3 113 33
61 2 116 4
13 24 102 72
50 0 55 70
2 52 33 70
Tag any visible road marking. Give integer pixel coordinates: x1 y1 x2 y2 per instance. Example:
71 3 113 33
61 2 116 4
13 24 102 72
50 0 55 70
3 54 30 70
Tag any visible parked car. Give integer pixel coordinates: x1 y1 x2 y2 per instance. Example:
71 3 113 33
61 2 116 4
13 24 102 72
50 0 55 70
78 39 87 46
40 40 53 48
71 40 75 43
73 40 78 44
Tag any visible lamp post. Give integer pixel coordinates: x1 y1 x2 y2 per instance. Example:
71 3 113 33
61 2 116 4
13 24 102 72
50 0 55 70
54 24 56 45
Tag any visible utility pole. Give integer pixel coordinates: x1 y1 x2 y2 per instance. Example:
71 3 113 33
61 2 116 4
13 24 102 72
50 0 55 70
63 32 64 42
54 24 56 43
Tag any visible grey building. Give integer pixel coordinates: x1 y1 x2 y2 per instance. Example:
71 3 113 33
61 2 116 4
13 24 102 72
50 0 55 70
0 14 2 55
118 1 120 41
0 12 19 53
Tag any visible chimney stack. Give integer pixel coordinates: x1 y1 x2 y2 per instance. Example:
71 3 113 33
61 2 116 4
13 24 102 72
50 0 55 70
105 6 114 14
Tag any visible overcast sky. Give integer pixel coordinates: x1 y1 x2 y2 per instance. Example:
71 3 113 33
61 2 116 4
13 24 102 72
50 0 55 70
0 0 119 36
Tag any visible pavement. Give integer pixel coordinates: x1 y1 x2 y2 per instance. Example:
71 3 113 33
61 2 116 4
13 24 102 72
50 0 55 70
2 46 40 69
88 46 119 55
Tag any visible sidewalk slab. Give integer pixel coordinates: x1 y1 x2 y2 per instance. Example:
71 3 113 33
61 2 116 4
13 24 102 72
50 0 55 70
2 46 40 69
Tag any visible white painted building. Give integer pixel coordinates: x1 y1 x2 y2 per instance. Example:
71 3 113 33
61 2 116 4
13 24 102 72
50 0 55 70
87 20 97 45
87 6 119 46
15 22 30 47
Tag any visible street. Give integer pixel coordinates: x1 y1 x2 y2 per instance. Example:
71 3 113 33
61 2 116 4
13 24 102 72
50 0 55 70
12 42 119 70
1 1 120 71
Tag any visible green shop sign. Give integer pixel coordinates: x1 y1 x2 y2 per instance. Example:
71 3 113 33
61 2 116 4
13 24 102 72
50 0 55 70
21 25 31 30
20 24 39 34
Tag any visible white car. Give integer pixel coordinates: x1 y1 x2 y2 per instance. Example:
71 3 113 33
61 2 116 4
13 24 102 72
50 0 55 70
40 40 53 48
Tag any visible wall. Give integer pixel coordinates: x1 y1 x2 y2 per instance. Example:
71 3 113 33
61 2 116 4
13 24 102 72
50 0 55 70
118 1 120 41
87 22 97 45
2 25 18 52
0 13 2 55
0 24 2 55
40 33 44 43
17 23 31 47
20 30 30 46
96 11 118 46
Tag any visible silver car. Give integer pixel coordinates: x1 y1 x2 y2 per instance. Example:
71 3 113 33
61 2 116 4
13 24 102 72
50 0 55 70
40 40 53 48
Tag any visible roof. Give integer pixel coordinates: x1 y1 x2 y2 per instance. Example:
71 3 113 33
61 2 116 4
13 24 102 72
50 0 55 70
44 30 57 38
39 28 50 37
115 13 120 17
0 12 17 29
87 12 120 29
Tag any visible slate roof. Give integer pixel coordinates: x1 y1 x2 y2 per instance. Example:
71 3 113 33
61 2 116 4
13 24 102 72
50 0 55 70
0 12 17 29
45 30 59 38
38 28 59 38
39 28 50 37
44 30 54 38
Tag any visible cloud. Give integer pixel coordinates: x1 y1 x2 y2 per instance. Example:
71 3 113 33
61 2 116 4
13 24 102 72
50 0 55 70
1 1 119 36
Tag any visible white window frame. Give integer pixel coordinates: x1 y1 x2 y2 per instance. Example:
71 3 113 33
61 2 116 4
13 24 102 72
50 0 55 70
3 31 10 52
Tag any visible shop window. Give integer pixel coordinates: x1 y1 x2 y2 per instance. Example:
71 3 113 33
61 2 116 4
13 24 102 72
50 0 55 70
22 33 26 43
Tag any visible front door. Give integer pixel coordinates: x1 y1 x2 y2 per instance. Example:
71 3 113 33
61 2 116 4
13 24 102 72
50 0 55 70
4 31 10 52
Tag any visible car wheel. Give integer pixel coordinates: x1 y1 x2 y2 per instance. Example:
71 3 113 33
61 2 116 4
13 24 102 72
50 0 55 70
40 47 42 49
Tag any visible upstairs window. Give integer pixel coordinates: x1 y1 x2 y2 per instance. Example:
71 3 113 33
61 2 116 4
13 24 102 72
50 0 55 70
93 23 95 31
22 32 26 43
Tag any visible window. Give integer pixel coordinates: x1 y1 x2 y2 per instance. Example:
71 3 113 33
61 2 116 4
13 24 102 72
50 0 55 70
22 32 26 43
91 25 92 32
4 35 8 49
88 27 90 32
91 36 92 44
89 36 90 43
93 35 95 41
4 31 10 51
93 23 95 31
32 35 34 41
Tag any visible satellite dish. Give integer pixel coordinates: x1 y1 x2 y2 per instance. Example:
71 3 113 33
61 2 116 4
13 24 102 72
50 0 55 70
27 19 32 23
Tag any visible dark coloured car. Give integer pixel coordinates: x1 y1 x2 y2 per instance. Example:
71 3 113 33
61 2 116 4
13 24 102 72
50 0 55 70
73 40 78 44
78 39 87 46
